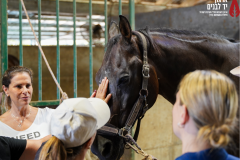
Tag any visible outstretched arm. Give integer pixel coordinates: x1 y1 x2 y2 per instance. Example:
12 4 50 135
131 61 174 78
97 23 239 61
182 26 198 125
19 135 52 160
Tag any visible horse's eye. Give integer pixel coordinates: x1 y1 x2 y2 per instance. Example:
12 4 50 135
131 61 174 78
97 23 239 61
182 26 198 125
118 76 129 86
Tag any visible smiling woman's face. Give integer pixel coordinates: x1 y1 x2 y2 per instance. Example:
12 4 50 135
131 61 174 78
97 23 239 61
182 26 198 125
3 72 33 108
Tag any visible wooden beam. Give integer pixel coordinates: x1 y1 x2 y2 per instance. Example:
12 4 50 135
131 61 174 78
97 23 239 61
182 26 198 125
156 0 173 5
180 0 197 7
8 15 104 22
8 0 165 17
8 23 84 28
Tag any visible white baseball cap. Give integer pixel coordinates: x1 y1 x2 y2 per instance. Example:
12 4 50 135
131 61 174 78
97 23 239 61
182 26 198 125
230 66 240 77
50 98 110 148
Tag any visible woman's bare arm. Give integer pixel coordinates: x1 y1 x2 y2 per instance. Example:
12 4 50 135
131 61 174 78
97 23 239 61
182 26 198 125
19 135 52 160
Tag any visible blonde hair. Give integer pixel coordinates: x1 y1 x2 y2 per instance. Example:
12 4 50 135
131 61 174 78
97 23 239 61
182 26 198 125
39 136 86 160
178 70 238 148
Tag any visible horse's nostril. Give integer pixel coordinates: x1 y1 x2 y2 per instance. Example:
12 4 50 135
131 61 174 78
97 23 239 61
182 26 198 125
102 142 112 157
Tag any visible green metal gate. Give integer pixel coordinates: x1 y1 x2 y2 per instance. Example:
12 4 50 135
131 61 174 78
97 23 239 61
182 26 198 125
1 0 135 107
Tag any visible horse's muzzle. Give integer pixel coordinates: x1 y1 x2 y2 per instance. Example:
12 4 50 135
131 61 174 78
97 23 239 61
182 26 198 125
91 134 125 160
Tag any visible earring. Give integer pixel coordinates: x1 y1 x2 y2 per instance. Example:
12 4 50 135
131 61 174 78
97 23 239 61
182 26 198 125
178 122 184 128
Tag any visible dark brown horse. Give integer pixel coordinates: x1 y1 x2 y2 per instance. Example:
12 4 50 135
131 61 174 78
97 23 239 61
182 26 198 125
91 15 239 160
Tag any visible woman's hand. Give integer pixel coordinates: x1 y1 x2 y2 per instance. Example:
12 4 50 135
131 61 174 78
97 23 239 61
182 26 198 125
90 77 112 103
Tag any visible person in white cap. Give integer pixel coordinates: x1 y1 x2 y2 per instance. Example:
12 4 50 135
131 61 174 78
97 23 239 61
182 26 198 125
34 77 111 160
230 66 240 77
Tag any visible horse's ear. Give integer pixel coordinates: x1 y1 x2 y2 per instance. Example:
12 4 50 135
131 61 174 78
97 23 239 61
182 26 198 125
119 15 132 43
109 21 120 40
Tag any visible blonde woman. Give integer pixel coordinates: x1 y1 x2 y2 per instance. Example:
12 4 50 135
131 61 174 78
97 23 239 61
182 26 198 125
173 70 238 160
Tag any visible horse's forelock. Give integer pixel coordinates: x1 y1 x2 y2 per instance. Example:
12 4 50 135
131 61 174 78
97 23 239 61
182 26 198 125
107 35 121 49
104 35 121 59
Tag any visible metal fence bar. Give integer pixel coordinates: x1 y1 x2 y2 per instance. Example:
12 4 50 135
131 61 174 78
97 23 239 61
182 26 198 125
30 100 60 107
73 0 77 98
19 0 23 66
1 0 8 74
104 0 108 47
56 0 60 99
89 0 93 96
129 0 135 30
38 0 42 101
129 1 135 160
119 0 122 15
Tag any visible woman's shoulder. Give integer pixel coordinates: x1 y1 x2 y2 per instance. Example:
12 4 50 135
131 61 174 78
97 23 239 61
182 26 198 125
0 111 10 124
176 149 239 160
227 154 240 160
37 107 55 115
36 107 55 122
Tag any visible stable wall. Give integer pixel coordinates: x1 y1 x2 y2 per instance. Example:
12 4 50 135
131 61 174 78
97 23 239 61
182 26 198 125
135 1 239 40
8 46 105 100
110 1 238 40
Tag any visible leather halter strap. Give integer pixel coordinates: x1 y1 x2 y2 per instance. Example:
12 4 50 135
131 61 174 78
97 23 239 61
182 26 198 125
98 31 150 141
124 31 149 130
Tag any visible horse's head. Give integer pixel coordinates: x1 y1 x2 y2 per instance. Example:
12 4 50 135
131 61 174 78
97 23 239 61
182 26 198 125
91 15 159 160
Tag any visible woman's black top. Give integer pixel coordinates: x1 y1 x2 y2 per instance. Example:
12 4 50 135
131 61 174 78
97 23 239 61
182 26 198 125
0 136 26 160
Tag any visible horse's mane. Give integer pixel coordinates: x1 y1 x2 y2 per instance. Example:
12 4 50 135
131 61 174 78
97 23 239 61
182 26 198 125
135 27 238 55
106 27 238 58
138 27 237 44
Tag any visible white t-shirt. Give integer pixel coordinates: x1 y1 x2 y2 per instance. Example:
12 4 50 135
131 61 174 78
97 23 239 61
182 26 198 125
0 107 55 140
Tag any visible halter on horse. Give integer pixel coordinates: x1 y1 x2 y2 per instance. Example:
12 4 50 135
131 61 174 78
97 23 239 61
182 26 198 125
98 31 155 159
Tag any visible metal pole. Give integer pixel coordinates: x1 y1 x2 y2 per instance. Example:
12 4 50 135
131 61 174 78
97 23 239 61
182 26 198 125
89 0 93 96
19 0 23 66
73 0 77 98
104 0 108 47
119 0 122 15
1 0 8 74
129 1 135 160
38 0 42 101
129 0 135 30
56 0 60 99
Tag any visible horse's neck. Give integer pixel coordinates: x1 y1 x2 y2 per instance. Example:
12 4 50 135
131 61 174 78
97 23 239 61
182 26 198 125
148 34 239 104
